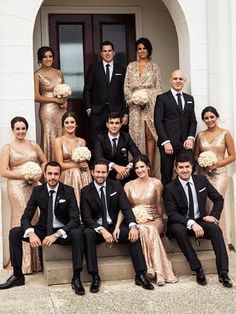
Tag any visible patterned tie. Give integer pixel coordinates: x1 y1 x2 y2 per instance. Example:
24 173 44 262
176 93 183 111
47 190 55 235
112 138 118 158
105 64 110 82
100 186 108 228
187 182 194 219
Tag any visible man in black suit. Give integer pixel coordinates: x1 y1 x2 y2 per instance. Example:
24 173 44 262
164 154 232 287
0 161 85 295
80 159 154 293
154 69 197 185
93 112 140 184
83 41 128 145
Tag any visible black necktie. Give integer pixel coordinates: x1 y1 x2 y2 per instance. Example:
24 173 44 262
187 182 194 219
100 186 108 228
112 138 118 158
176 93 183 111
47 190 55 235
105 64 110 82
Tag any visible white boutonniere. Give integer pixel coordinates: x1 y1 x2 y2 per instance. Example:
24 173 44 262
59 199 66 203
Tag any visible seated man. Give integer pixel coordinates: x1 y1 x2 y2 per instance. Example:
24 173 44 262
164 154 233 288
80 159 154 293
0 161 85 295
93 112 141 184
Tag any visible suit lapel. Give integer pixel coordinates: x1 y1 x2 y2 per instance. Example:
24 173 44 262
91 182 103 210
192 176 201 208
55 183 64 209
99 62 109 85
167 90 182 114
104 133 113 154
175 178 188 206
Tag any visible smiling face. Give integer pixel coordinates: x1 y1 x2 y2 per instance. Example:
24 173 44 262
137 43 149 60
13 121 27 140
203 111 218 129
134 160 150 178
41 50 54 68
100 44 115 63
106 117 122 136
176 161 193 181
170 70 186 92
44 165 61 188
63 116 77 134
92 164 108 186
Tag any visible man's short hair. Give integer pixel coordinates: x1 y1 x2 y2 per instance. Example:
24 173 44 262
92 159 109 171
175 152 193 167
45 161 62 173
100 41 114 51
106 112 123 122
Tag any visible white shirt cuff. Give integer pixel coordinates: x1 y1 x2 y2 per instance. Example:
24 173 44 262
187 219 196 230
187 136 195 142
23 228 34 238
58 229 67 239
109 162 115 171
161 140 170 146
95 226 104 233
129 222 139 229
126 162 133 169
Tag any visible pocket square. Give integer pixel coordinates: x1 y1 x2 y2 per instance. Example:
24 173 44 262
115 73 122 76
187 101 193 103
110 192 117 196
198 187 206 193
59 199 66 203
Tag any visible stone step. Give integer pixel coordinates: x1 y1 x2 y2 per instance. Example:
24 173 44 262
44 251 217 285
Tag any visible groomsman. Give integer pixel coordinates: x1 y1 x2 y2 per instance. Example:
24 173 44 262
154 69 197 185
0 161 85 295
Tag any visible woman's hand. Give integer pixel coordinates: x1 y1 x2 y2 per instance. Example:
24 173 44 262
112 227 120 242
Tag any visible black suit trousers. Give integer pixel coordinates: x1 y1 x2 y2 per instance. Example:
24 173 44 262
83 222 147 275
9 226 84 272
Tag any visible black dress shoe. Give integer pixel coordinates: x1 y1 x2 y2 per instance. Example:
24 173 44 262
71 277 85 295
135 274 154 290
196 268 207 286
90 274 101 293
219 271 233 288
0 275 25 289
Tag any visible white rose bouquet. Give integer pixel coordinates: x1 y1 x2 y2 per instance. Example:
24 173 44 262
21 161 42 185
71 146 92 163
131 90 149 109
198 151 217 168
132 205 153 224
53 83 72 98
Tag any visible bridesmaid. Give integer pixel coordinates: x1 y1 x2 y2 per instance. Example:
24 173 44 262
114 154 177 286
0 116 47 274
34 46 67 161
54 112 92 204
195 106 235 246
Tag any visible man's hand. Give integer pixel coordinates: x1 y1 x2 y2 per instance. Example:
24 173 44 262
192 223 204 238
42 235 58 247
113 164 130 179
183 138 193 150
203 215 219 224
128 228 139 243
101 228 114 244
164 142 174 155
112 227 120 243
29 232 42 248
122 115 129 125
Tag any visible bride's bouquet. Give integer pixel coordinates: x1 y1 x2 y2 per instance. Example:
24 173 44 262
53 83 72 98
198 151 217 168
71 146 92 163
131 89 148 109
21 161 42 185
132 205 153 224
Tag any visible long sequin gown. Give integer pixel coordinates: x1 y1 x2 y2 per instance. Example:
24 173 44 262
197 129 229 245
6 141 42 274
125 179 177 283
35 68 66 161
58 138 92 204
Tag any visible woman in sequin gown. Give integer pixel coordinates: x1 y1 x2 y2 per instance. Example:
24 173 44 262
0 117 47 273
114 155 177 285
124 38 162 171
195 106 235 245
54 112 92 204
34 46 67 161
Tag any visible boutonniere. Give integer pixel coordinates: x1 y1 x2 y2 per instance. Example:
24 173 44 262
58 199 66 203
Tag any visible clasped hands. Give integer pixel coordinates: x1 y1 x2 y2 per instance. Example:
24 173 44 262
164 139 193 155
101 226 139 245
113 164 130 180
29 232 57 248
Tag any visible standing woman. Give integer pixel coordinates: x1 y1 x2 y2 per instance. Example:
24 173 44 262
124 38 162 170
54 112 92 204
34 46 67 161
0 116 47 273
195 106 235 245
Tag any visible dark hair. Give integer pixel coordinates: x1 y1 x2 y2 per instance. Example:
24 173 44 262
201 106 220 120
37 46 55 63
175 153 193 167
106 112 123 122
133 154 151 168
92 159 109 171
100 41 114 51
135 37 153 58
10 116 29 130
45 161 62 173
61 111 78 127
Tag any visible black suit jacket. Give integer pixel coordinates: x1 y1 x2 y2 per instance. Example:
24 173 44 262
164 175 224 228
81 179 136 229
154 90 197 148
21 182 80 234
93 131 141 166
83 61 127 115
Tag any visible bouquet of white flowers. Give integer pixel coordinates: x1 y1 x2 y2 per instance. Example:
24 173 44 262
131 89 148 108
21 161 42 185
53 83 72 98
132 205 153 224
71 146 92 163
198 151 217 168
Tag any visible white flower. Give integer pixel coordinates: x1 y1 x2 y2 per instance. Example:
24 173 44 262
132 205 153 224
71 146 91 162
53 83 72 98
198 151 217 168
131 89 149 107
21 161 42 184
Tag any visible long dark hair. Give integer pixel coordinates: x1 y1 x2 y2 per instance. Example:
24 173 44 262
201 106 220 120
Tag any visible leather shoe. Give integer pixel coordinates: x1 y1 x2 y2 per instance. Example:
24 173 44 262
196 268 207 286
135 273 154 290
71 277 85 295
90 274 101 293
0 275 25 289
219 271 233 288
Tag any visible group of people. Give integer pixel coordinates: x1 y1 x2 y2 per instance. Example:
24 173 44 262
0 37 235 295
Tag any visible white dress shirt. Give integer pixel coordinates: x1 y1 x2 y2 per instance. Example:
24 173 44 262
103 60 114 81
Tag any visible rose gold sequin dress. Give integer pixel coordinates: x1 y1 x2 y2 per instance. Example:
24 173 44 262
197 129 229 245
7 141 42 274
35 68 66 161
59 138 92 204
125 179 177 283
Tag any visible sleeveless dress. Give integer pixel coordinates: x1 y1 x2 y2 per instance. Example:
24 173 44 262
59 138 92 204
197 129 229 245
125 179 177 283
7 141 42 274
35 68 66 161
